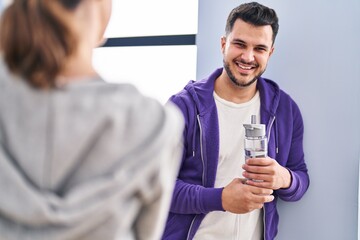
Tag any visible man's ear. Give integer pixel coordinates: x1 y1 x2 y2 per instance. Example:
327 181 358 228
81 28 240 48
269 46 275 57
220 36 227 54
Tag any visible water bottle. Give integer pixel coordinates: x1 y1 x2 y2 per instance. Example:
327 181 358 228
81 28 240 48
243 115 267 159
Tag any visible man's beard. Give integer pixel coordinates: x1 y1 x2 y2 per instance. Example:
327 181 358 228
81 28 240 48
223 60 265 88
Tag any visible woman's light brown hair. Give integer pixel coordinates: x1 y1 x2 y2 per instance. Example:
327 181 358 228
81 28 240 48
0 0 80 89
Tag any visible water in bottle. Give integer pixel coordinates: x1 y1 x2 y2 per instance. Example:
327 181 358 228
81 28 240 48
243 115 267 159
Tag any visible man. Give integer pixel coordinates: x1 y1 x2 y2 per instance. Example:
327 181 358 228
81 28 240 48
162 2 309 240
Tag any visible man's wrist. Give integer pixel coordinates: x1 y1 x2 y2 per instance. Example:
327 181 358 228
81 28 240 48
281 168 292 189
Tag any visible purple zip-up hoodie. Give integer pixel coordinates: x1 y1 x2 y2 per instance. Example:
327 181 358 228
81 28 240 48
162 68 310 240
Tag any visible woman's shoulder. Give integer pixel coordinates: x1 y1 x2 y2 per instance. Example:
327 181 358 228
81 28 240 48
62 79 183 149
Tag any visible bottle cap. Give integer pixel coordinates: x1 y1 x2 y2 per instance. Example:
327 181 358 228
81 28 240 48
243 115 266 138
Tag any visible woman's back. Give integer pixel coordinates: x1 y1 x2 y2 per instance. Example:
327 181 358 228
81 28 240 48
0 55 183 240
0 1 184 238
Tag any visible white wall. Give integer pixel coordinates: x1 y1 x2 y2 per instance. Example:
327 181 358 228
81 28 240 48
0 0 11 13
93 45 197 104
197 0 360 239
93 0 198 104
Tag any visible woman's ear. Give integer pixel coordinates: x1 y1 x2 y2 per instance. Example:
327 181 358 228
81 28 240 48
95 0 112 47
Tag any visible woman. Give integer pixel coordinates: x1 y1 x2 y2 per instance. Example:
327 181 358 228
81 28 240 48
0 0 183 239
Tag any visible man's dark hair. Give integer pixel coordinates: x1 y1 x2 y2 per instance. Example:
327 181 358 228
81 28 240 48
225 2 279 44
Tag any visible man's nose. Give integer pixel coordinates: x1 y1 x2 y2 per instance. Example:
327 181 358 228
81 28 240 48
240 49 255 63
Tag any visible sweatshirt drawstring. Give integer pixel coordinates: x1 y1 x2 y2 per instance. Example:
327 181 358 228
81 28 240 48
274 118 279 154
267 115 279 156
192 108 197 157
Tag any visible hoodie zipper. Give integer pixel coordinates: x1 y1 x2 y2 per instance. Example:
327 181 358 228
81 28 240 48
263 114 276 240
186 115 205 240
197 114 206 186
263 205 266 240
186 216 197 240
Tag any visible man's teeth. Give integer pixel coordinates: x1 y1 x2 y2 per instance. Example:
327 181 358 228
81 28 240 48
239 64 252 70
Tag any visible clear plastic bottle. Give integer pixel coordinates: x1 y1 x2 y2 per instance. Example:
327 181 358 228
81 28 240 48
243 115 267 159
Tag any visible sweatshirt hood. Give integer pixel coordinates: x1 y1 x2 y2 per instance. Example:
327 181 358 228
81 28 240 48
182 68 281 157
184 68 281 117
0 60 184 239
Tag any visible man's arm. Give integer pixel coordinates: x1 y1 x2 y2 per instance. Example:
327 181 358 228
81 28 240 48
242 100 309 201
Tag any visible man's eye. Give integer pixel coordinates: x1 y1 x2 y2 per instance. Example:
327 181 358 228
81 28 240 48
236 43 246 48
255 48 266 52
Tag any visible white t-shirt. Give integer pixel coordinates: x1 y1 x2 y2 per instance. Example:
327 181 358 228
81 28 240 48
193 91 263 240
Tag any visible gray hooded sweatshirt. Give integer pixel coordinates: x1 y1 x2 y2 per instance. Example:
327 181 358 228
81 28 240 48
0 61 184 240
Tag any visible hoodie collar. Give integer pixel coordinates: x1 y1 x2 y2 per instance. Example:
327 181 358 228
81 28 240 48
185 67 281 116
